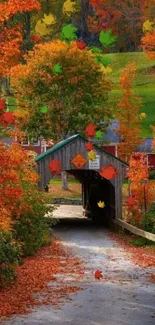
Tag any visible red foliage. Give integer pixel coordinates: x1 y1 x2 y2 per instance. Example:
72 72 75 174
30 35 41 44
100 164 118 180
85 142 94 151
108 233 155 268
49 159 62 175
85 123 96 138
0 240 84 320
0 99 7 111
94 270 103 280
126 196 136 206
88 0 121 34
2 112 15 128
76 40 87 50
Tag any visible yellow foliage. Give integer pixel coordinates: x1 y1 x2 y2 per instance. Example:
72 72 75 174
143 20 154 33
99 64 112 74
97 201 105 208
139 112 147 119
35 19 52 36
88 150 96 161
42 13 56 25
63 0 77 16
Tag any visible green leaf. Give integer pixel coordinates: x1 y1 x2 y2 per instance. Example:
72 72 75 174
53 64 63 75
95 57 101 64
40 105 48 113
99 30 117 48
91 47 103 54
95 55 112 67
61 24 78 41
95 130 103 140
98 56 112 67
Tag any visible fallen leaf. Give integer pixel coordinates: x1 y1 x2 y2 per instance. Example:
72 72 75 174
95 270 103 280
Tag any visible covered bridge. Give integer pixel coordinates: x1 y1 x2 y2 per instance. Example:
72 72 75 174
35 134 128 224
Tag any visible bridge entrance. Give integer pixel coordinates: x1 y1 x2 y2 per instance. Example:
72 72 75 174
35 134 127 223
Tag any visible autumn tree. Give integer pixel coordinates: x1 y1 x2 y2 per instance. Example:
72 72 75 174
11 40 112 141
141 1 155 59
88 0 150 52
116 63 143 163
32 0 81 41
125 152 155 227
0 0 41 97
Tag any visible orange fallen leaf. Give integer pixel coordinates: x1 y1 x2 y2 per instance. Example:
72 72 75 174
94 270 103 280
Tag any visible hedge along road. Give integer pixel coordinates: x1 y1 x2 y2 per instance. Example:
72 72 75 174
6 205 155 325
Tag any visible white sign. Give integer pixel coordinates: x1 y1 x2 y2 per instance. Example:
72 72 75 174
89 155 100 170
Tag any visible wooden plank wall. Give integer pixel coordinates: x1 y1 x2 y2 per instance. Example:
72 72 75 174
37 138 127 219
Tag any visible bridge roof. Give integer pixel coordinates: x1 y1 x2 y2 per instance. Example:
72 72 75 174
35 133 128 166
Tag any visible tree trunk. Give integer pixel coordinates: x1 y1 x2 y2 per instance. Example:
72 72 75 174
80 0 90 43
24 12 31 52
61 171 68 190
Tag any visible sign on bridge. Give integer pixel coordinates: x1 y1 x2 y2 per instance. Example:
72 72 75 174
89 155 100 170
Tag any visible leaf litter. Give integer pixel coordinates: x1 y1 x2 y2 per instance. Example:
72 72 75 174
0 239 85 321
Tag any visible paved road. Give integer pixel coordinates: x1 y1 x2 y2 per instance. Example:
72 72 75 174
6 207 155 325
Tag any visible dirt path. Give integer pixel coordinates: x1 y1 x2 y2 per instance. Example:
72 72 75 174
6 206 155 325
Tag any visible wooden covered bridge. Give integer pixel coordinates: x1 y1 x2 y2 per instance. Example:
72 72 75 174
35 134 128 224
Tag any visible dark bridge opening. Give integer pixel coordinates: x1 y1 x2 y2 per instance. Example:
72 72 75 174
67 169 115 226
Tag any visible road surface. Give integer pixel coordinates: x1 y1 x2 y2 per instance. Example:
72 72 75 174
6 206 155 325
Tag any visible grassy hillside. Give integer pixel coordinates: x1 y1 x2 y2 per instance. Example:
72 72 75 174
105 52 155 137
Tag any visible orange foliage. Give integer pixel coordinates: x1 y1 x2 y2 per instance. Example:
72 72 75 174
141 31 155 59
125 153 155 226
117 63 142 163
127 153 149 182
0 141 38 230
0 1 41 231
0 0 40 77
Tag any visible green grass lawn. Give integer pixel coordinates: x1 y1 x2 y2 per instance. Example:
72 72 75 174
49 176 80 185
105 52 155 137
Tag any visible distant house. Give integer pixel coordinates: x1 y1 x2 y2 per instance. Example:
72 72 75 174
1 120 155 168
1 136 54 154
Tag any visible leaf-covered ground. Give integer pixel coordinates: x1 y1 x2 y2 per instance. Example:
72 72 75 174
0 239 84 321
108 232 155 273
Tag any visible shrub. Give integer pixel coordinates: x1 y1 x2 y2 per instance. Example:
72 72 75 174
142 205 155 234
14 213 51 257
14 184 55 257
149 170 155 180
131 237 155 247
0 230 21 287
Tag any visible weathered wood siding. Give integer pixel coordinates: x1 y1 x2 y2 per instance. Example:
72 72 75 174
37 138 127 219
